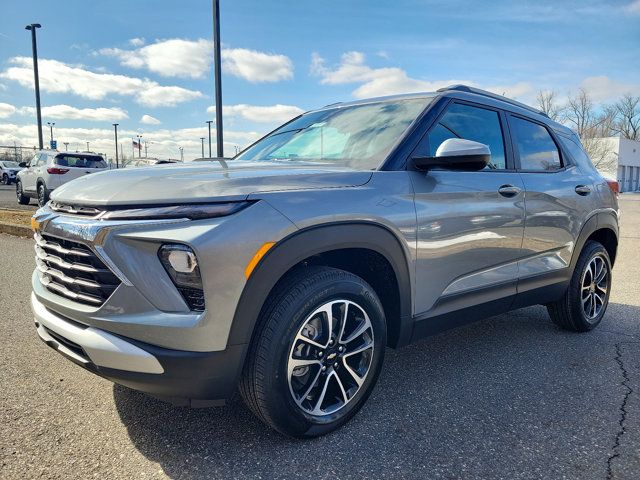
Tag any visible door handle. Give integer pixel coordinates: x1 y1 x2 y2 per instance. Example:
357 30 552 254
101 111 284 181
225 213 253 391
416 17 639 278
575 185 591 196
498 185 521 197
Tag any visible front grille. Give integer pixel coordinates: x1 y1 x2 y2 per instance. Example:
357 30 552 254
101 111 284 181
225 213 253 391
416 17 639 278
34 233 121 307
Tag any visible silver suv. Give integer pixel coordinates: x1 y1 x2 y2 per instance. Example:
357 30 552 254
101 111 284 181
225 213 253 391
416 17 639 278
30 86 619 437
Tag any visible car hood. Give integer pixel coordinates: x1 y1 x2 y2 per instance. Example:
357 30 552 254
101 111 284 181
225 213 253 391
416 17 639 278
50 161 373 206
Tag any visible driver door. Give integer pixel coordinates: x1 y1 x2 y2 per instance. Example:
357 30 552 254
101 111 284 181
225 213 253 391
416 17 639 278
410 100 526 318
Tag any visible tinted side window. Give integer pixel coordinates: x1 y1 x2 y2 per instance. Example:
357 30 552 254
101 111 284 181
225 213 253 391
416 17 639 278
427 103 506 169
558 135 597 173
511 117 561 171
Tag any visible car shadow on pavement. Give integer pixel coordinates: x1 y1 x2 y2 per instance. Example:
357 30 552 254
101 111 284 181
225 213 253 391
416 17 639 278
113 303 639 480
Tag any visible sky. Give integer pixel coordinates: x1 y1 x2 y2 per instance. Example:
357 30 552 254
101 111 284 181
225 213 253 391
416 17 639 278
0 0 639 160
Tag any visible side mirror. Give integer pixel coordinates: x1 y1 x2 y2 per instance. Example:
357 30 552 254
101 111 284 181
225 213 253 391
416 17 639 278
19 162 27 168
412 138 491 171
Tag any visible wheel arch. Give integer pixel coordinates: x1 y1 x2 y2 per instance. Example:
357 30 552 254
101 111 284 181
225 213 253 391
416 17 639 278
227 222 414 350
571 211 619 269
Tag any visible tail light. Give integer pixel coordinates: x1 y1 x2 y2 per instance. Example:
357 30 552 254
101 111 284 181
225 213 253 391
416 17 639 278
47 167 69 174
606 179 619 196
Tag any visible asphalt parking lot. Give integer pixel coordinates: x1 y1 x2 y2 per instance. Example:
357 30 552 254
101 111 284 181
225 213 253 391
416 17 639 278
0 184 37 211
1 196 639 479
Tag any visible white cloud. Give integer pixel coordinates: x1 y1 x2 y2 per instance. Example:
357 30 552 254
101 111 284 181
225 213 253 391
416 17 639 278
0 102 16 118
140 114 161 125
17 104 128 122
0 57 203 107
311 52 540 102
100 39 211 79
311 51 471 99
129 37 145 47
222 48 293 82
207 104 304 123
625 0 640 14
579 76 640 102
99 39 294 83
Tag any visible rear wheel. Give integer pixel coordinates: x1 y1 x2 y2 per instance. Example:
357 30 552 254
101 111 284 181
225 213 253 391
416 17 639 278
16 181 30 205
2 173 9 185
547 241 612 332
37 183 49 207
240 266 386 438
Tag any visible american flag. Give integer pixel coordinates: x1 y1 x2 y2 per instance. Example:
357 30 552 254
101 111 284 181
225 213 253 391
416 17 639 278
132 139 141 150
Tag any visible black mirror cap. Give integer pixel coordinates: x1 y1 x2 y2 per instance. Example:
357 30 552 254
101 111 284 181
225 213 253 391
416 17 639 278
18 162 27 168
412 153 490 172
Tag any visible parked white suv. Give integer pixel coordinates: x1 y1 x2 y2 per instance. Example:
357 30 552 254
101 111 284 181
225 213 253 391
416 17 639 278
16 151 108 206
0 160 24 185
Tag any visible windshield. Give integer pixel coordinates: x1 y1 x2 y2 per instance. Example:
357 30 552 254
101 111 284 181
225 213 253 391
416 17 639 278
1 161 19 168
235 97 432 169
55 154 106 169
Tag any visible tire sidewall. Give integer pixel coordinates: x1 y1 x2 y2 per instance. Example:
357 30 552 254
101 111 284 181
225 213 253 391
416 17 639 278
261 273 386 437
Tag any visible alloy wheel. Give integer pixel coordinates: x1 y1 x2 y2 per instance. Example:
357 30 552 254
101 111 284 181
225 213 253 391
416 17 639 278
581 254 609 320
287 299 374 416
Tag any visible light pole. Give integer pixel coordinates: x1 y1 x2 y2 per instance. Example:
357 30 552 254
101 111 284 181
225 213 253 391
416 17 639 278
63 142 69 151
25 23 43 150
200 137 205 157
212 0 223 157
136 134 142 158
178 146 184 162
46 121 54 145
206 120 213 157
113 123 119 168
86 141 90 151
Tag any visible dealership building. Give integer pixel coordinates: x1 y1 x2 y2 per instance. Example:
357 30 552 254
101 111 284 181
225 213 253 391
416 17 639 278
594 137 640 192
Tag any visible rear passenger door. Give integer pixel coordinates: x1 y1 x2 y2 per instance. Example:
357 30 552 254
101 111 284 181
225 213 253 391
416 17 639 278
410 101 526 316
507 114 600 295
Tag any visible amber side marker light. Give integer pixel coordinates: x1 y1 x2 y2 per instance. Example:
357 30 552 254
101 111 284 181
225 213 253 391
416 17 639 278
606 179 619 196
31 217 40 232
245 242 276 279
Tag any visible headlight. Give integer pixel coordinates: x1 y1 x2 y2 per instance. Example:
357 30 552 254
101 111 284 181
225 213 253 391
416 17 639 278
159 244 205 312
100 202 252 221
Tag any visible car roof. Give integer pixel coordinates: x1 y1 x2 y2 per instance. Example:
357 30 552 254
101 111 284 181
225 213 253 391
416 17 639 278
311 84 573 136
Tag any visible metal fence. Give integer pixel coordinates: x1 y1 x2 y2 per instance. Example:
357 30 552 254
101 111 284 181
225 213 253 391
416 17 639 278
0 145 38 164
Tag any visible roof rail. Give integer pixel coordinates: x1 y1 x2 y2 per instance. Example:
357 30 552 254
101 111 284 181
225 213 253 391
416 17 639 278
437 84 548 118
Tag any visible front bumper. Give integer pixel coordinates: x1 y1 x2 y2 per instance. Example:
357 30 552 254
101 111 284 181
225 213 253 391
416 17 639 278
33 293 246 405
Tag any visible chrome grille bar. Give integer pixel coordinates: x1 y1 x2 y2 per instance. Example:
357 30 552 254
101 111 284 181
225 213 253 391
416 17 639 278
34 233 121 307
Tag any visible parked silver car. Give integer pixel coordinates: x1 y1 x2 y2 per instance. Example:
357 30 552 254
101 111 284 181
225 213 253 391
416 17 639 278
30 86 619 437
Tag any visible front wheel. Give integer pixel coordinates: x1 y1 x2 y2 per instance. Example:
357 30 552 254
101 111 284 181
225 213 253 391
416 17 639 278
547 240 612 332
2 174 9 185
240 266 386 438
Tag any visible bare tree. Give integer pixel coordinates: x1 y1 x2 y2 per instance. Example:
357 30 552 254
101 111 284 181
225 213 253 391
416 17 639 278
536 90 562 121
612 94 640 140
563 88 601 137
564 89 618 174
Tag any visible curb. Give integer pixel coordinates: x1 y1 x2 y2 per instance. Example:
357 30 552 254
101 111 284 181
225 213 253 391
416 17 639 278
0 221 32 238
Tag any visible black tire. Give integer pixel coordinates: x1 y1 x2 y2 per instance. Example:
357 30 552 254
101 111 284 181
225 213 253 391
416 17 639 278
2 173 9 185
37 182 49 207
16 181 30 205
547 240 612 332
240 266 386 438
